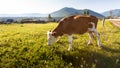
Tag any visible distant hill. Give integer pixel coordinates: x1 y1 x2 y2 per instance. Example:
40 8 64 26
102 9 120 17
51 7 105 18
51 7 83 17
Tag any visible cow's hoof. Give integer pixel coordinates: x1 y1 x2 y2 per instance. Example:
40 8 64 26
98 46 103 49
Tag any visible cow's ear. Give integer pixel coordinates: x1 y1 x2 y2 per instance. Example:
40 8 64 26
52 32 56 36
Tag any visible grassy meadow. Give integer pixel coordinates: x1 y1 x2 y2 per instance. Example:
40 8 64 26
0 20 120 68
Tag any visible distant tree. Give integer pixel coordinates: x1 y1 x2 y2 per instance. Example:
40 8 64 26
83 9 89 15
109 11 113 19
6 19 14 24
48 14 52 22
106 16 111 19
6 19 14 22
106 11 113 19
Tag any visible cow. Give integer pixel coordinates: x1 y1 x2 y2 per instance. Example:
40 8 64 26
47 15 102 51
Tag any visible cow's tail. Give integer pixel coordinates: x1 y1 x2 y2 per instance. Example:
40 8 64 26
102 17 105 27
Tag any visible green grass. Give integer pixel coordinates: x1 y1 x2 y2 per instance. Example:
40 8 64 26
0 21 120 68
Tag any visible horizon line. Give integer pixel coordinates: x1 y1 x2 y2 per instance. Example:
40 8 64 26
0 7 118 14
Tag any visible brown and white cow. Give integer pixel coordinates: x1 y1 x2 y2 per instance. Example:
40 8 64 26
47 15 102 51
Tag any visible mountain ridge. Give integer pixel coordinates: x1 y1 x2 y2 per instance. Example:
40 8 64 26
0 7 113 18
102 9 120 17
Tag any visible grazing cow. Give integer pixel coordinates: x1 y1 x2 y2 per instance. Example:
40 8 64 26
47 15 102 51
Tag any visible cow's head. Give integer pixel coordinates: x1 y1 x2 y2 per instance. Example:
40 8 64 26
47 31 56 45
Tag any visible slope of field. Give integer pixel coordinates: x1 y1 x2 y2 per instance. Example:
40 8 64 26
0 21 120 68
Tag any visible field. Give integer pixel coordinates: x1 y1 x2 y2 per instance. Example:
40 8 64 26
0 20 120 68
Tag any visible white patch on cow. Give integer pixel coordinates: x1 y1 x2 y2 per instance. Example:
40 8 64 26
47 31 55 45
88 22 96 31
68 35 72 51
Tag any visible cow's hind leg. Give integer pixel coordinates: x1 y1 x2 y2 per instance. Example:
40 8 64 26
88 22 102 47
87 32 94 45
93 30 102 47
68 35 72 51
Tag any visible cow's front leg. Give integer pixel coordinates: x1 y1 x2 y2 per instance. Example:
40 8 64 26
68 35 72 51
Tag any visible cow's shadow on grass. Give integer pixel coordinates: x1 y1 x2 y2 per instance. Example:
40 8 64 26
53 40 120 68
54 45 120 68
113 41 120 45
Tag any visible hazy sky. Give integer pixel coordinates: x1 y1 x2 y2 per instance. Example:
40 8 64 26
0 0 119 14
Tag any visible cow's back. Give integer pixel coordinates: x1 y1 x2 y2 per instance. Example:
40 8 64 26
60 15 97 34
